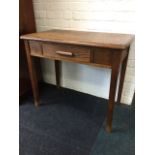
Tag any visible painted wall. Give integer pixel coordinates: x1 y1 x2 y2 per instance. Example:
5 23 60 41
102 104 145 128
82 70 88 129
33 0 135 105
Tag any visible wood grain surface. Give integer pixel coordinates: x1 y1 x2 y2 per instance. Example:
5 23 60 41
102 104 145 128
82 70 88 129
21 29 134 49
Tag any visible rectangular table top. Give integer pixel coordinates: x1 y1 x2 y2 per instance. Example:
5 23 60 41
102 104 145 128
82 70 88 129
20 29 134 49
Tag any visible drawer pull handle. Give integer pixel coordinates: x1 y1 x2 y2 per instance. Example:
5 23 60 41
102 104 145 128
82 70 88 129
56 51 73 56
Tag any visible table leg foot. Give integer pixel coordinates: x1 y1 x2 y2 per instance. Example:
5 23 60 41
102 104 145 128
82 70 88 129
34 100 39 107
105 125 112 133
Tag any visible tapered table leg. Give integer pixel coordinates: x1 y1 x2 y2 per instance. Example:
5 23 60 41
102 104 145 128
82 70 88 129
117 53 129 104
24 40 39 107
55 60 61 88
106 54 121 132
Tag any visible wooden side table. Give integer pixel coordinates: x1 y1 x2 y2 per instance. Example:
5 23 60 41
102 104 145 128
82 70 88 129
21 29 134 132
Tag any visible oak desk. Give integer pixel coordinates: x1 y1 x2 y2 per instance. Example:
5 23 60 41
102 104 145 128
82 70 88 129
21 29 134 132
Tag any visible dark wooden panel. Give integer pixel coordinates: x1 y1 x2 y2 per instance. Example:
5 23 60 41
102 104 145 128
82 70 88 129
19 0 36 34
19 0 42 97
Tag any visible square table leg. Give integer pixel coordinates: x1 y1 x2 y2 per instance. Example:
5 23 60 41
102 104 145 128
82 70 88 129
106 53 121 132
24 40 40 107
117 51 129 104
55 60 61 88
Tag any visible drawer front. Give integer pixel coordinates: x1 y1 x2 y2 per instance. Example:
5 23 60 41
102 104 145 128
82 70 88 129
29 41 42 55
42 43 91 63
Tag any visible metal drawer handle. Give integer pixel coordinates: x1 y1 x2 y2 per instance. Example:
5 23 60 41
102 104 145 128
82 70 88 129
56 51 73 56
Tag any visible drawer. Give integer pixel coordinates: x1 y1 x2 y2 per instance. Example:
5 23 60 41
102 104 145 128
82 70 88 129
29 41 42 55
42 43 91 63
